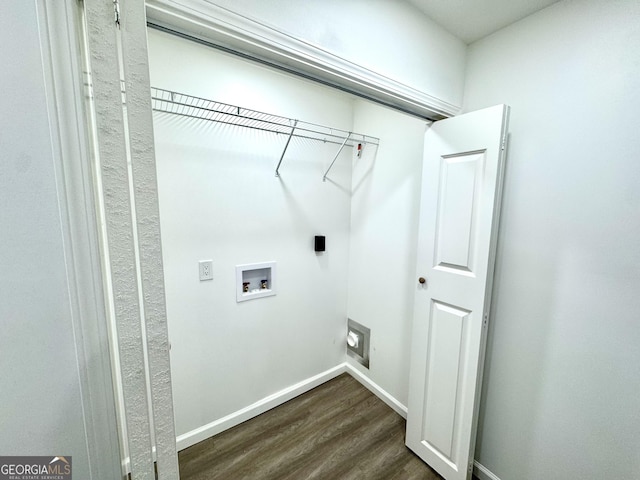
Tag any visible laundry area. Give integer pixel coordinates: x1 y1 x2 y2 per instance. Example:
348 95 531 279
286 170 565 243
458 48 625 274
146 27 427 449
4 1 638 480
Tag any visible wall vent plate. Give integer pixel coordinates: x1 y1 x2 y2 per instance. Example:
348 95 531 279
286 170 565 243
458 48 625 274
347 318 370 369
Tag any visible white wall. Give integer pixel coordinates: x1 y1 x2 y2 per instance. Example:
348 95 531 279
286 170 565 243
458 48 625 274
0 1 119 478
463 1 640 478
148 29 355 438
208 0 467 110
347 100 426 406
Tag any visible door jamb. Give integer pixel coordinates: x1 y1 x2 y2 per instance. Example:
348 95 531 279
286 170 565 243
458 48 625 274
36 1 123 478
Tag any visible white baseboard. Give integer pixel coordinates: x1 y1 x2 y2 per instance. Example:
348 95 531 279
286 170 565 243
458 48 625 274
176 362 410 452
344 363 408 419
176 364 346 451
473 460 502 480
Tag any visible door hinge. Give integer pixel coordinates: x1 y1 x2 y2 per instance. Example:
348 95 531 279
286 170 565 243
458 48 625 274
501 134 507 151
483 313 489 327
113 0 121 28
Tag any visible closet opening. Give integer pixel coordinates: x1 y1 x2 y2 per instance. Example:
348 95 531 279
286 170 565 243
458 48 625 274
124 24 431 476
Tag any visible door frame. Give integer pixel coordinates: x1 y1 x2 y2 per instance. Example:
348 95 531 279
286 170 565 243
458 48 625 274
36 1 122 478
80 0 181 478
66 1 491 477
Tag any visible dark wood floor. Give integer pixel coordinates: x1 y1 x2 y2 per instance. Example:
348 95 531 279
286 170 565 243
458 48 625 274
178 373 443 480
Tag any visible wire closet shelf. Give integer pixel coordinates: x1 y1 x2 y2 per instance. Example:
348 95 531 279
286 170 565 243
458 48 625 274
149 86 380 179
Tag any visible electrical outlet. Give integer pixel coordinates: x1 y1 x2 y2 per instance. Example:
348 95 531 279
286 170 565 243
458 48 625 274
199 260 213 281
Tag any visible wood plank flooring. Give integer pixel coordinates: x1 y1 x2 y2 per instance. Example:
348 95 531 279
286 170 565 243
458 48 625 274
178 373 444 480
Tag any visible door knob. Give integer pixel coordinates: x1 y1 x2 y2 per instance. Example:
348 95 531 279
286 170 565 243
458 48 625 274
418 277 426 284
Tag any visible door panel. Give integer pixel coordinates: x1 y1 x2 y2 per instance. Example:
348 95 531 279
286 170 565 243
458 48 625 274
406 105 509 480
434 152 485 275
422 300 470 459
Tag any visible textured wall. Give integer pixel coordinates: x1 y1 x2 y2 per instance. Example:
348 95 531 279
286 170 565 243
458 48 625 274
121 1 180 477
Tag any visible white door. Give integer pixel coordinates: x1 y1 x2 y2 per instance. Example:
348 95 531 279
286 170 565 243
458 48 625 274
406 105 509 480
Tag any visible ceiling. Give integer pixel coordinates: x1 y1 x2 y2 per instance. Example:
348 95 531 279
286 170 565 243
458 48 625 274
406 0 561 44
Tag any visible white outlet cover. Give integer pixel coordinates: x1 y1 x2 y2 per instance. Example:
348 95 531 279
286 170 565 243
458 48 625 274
199 260 213 281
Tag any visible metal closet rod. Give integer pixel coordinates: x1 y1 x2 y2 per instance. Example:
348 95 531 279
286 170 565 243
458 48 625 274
149 86 380 179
